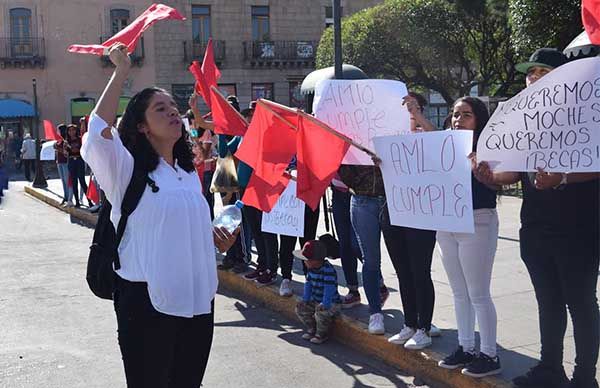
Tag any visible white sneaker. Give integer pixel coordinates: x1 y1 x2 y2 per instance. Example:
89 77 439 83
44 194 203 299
368 313 385 335
404 329 432 350
279 278 293 297
388 325 416 345
429 324 442 337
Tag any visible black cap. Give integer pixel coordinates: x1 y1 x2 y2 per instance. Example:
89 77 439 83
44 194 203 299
515 48 568 74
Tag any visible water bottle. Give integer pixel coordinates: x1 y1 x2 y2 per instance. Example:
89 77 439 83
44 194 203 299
213 200 244 233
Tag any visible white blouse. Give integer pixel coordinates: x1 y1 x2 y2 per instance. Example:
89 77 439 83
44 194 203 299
81 113 217 317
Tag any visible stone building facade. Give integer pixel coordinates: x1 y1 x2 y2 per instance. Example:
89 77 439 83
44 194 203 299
0 0 381 139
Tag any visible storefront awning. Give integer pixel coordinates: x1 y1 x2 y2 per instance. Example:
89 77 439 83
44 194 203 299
0 99 35 119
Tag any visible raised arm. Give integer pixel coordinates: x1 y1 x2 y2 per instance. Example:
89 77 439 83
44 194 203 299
188 93 215 132
94 44 131 139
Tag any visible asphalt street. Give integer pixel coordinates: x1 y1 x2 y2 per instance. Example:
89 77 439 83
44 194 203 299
0 184 431 388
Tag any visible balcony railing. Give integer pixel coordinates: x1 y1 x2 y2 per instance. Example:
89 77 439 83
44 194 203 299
0 37 46 68
100 36 144 67
183 40 226 64
243 40 317 67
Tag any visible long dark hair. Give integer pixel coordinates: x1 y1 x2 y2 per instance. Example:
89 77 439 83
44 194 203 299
452 96 490 142
118 87 194 174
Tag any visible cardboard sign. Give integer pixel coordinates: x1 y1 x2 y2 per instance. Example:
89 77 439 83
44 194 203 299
374 131 474 233
477 57 600 172
313 79 411 165
261 180 305 237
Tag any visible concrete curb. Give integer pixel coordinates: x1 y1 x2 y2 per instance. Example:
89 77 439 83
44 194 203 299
24 186 512 388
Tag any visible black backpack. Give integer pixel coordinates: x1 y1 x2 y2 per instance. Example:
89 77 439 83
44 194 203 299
86 167 158 300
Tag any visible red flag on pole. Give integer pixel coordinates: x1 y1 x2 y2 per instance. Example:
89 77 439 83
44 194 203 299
188 38 221 108
209 87 248 136
234 101 297 186
68 4 185 55
242 173 290 213
43 120 62 141
583 0 600 44
87 178 100 204
296 115 350 211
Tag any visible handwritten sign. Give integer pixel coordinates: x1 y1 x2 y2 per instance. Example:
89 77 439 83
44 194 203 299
477 57 600 172
313 79 411 165
373 131 474 233
261 181 305 237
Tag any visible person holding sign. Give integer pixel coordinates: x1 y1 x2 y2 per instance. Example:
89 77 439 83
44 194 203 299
475 49 600 388
81 44 238 388
435 97 502 378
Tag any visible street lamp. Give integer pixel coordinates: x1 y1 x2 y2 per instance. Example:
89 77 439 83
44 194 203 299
32 78 47 188
333 0 342 79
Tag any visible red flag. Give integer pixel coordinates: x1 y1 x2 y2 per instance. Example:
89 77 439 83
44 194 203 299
210 87 248 136
188 38 221 108
583 0 600 44
235 101 297 186
87 178 100 204
242 173 290 213
68 4 185 55
296 115 350 211
43 120 61 141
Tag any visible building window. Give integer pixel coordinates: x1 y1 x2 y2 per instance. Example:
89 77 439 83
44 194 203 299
324 6 342 28
427 105 450 129
218 84 237 98
192 5 211 43
10 8 32 57
252 83 274 101
111 9 130 34
289 81 304 109
252 6 270 41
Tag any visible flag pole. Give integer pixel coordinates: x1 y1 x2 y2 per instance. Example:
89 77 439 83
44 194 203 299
258 99 377 158
210 86 249 126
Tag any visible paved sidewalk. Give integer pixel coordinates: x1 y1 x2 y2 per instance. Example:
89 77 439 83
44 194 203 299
16 177 600 386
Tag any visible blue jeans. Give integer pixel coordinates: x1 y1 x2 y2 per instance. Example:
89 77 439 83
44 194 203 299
332 188 362 288
350 195 388 314
57 162 72 202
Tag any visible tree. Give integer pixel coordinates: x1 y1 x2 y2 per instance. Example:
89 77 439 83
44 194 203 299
316 0 519 104
509 0 582 59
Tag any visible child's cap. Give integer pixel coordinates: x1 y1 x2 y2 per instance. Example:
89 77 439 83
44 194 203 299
293 240 327 262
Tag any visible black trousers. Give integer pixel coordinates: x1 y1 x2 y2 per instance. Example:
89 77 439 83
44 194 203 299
22 159 34 181
243 205 278 271
381 206 436 331
114 277 214 388
520 227 599 384
279 205 321 279
68 157 88 204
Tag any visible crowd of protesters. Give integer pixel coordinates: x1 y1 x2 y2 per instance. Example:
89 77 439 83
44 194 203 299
14 41 588 388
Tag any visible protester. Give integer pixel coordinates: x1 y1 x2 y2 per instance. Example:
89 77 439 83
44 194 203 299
403 92 436 132
475 48 600 388
65 124 91 207
294 240 341 344
11 132 22 170
54 124 73 206
436 97 502 377
81 43 238 388
20 133 36 181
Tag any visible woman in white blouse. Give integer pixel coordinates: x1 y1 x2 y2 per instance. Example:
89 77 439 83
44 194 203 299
81 44 238 388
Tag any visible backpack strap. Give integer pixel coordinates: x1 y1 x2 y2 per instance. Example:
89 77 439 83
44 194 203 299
113 166 159 270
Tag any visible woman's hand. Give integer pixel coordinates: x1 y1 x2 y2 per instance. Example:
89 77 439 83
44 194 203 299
402 95 421 116
534 168 562 190
213 226 240 253
108 43 131 74
470 153 495 185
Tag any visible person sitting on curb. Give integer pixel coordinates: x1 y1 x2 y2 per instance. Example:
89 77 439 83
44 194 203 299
294 240 341 344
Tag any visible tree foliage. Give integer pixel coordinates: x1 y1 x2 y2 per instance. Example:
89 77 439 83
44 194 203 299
316 0 519 104
509 0 582 59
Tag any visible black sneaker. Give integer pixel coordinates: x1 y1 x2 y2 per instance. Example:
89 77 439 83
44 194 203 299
461 353 501 378
438 346 475 370
513 364 568 387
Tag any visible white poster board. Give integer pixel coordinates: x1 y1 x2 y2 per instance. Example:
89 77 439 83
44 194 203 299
477 56 600 172
261 180 305 237
313 79 411 165
373 131 474 233
40 140 56 161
